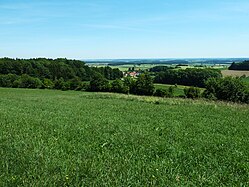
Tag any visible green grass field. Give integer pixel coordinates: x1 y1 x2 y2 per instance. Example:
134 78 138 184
154 84 205 97
0 88 249 186
154 84 186 96
242 76 249 84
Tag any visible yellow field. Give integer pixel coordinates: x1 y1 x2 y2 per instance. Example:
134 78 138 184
221 70 249 77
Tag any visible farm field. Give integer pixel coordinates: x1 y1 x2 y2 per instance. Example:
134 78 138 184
0 88 249 186
90 64 229 72
222 70 249 77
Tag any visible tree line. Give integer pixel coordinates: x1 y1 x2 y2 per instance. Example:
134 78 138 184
0 59 248 104
153 68 222 88
229 61 249 70
0 58 123 81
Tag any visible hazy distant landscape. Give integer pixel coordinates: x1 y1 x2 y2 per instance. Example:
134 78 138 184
85 58 249 66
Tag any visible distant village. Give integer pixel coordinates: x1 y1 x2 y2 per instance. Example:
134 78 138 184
123 67 141 78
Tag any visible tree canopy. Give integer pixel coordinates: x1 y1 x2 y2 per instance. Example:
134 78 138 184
0 58 123 81
154 68 222 88
229 61 249 71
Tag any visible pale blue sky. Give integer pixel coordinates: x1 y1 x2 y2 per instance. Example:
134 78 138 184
0 0 249 59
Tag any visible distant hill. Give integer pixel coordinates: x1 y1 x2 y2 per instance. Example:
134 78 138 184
85 58 249 66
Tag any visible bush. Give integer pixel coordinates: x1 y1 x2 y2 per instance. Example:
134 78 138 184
0 74 19 87
154 88 172 97
54 78 66 90
184 87 201 99
76 82 89 91
42 78 54 89
67 77 82 90
13 74 42 89
133 73 155 96
123 77 136 94
111 79 129 94
204 77 249 103
88 74 110 92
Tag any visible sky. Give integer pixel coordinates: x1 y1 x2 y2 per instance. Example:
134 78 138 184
0 0 249 59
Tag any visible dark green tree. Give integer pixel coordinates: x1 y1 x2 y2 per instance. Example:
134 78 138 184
204 77 249 103
111 79 129 93
133 73 155 96
88 73 110 92
184 87 201 99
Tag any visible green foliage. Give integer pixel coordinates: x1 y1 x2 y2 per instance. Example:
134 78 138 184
154 84 189 97
111 79 129 94
133 73 155 96
42 78 54 89
0 88 249 186
0 58 123 82
155 68 222 88
149 66 174 72
229 61 249 70
204 77 249 103
67 77 83 90
54 78 66 90
184 87 201 99
91 66 123 80
123 77 136 94
154 88 173 97
168 86 174 96
0 74 19 87
88 74 110 92
13 74 43 89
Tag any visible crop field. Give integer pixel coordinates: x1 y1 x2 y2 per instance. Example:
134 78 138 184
109 64 169 72
222 70 249 77
91 64 228 72
0 88 249 186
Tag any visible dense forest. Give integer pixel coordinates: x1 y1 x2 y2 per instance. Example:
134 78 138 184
229 61 249 70
149 66 174 72
153 68 222 88
0 58 123 90
0 58 123 81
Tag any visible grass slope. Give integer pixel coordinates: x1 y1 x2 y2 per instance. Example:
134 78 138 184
0 88 249 186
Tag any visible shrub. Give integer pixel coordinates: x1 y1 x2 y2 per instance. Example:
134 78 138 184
154 89 170 97
54 78 66 90
88 74 110 92
42 78 54 89
204 77 249 103
13 74 42 89
111 79 129 94
184 87 201 99
123 77 136 94
133 73 155 96
0 74 19 87
67 77 82 90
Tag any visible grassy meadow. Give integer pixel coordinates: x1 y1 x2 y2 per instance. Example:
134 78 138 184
154 84 185 96
0 88 249 186
154 84 205 97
